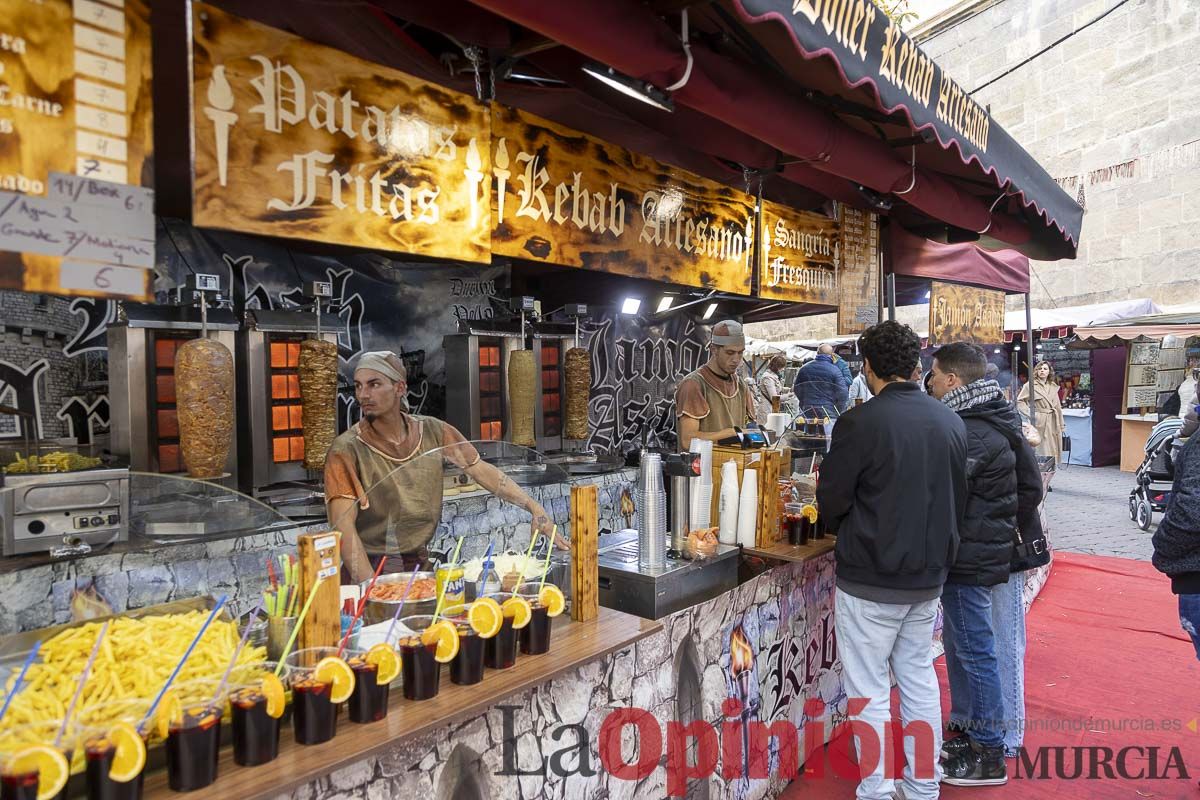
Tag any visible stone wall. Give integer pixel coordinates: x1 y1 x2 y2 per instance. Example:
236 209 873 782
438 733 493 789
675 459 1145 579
283 555 844 800
915 0 1200 309
0 469 638 635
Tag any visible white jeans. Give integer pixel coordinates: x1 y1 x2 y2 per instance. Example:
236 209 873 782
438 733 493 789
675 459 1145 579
836 588 944 800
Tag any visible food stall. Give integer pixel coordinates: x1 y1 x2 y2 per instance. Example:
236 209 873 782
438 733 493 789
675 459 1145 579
1073 312 1200 471
0 0 1082 797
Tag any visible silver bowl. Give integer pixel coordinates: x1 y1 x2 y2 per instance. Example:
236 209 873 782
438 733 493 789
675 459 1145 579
360 571 437 626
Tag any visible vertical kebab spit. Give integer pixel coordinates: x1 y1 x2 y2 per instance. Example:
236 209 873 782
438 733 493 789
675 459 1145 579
299 338 338 470
563 347 591 440
508 349 537 447
176 338 235 478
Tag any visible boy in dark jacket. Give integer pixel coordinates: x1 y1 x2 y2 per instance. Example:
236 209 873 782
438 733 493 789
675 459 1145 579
928 342 1043 787
1152 433 1200 659
819 321 967 800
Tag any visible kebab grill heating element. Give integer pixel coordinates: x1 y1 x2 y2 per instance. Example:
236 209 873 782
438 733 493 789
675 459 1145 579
239 308 338 517
108 280 240 489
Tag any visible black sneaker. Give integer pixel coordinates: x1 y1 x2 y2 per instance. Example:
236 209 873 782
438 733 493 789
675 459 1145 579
940 734 973 762
942 743 1008 787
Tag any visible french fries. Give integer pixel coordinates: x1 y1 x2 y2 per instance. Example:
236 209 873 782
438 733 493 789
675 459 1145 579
0 611 265 732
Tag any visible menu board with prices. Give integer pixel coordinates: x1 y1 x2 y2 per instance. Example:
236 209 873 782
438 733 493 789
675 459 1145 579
1126 341 1162 410
836 206 879 335
0 0 154 299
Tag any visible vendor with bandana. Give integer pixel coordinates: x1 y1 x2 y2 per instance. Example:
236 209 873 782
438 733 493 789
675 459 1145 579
325 351 569 584
675 320 756 444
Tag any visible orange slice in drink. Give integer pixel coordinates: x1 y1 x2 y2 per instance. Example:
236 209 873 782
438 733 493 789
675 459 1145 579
539 585 566 618
801 504 819 523
314 656 356 703
421 620 460 663
501 596 532 629
260 672 287 718
7 745 69 800
365 643 401 684
468 598 503 638
106 723 146 784
155 691 183 740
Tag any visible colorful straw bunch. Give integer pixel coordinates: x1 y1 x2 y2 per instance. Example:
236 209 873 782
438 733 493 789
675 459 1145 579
264 553 300 619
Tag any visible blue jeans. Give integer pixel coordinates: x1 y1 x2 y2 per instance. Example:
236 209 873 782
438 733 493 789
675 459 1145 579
1180 594 1200 659
836 589 943 800
945 573 1026 756
941 583 1005 749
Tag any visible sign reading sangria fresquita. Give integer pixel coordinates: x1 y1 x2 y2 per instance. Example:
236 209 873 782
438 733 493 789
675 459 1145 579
490 105 755 295
757 202 839 305
191 3 491 263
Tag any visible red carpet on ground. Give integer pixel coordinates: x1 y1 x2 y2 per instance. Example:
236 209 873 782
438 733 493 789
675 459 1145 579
781 552 1200 799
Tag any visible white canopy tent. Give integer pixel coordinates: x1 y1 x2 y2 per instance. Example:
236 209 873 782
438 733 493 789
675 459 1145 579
1002 298 1161 334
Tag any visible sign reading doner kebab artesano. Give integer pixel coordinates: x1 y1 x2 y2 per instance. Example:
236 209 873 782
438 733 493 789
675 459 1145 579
757 202 839 305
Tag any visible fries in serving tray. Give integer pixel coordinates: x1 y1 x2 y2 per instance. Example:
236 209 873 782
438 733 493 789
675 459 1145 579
0 611 265 733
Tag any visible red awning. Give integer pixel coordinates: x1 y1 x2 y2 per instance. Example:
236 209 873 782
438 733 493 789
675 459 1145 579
888 224 1029 294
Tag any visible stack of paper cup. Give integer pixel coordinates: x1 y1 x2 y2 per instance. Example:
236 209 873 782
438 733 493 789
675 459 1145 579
689 438 714 528
766 413 790 438
736 468 758 547
718 459 740 545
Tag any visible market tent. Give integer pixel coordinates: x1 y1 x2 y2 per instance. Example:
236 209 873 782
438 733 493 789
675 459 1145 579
1074 311 1200 346
888 223 1030 302
1003 298 1161 339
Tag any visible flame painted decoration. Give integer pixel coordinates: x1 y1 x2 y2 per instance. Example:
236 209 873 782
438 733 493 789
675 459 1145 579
730 624 755 676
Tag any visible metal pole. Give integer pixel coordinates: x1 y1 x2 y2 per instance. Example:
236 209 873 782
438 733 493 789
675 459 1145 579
1025 292 1036 428
886 274 896 321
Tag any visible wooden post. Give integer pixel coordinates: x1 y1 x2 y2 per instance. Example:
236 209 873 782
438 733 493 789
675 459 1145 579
570 485 599 622
297 531 342 650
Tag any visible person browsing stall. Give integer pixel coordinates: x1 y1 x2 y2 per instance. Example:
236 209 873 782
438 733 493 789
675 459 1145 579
325 351 568 584
676 321 757 444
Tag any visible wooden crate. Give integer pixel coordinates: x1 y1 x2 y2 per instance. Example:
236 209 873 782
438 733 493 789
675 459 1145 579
709 446 786 547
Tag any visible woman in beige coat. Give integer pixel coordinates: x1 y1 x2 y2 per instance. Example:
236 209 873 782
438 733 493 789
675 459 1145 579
1018 360 1065 464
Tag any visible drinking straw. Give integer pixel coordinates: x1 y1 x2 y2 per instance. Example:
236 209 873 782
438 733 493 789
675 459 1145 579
536 527 557 592
337 557 388 656
143 595 228 724
521 531 539 578
273 579 325 677
215 601 264 695
384 565 428 646
0 641 42 726
479 541 495 589
57 623 108 745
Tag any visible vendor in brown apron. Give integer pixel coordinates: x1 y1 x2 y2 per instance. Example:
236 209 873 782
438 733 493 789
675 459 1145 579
675 320 755 446
325 351 569 585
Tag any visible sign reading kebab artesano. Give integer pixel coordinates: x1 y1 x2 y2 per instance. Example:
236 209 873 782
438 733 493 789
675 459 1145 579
0 0 154 300
191 4 491 263
757 202 838 305
836 206 879 335
491 105 755 295
928 281 1006 345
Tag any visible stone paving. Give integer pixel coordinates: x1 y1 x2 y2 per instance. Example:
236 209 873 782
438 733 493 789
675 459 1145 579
1043 464 1157 562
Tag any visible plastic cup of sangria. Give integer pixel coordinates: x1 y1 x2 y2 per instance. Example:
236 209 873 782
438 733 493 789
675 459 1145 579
514 582 565 656
441 601 504 687
344 644 400 724
227 662 289 767
284 647 355 746
160 678 227 792
398 615 457 701
481 593 527 670
77 698 152 800
0 719 77 800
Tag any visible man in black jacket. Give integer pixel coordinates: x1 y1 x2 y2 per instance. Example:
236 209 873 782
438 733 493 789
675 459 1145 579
928 342 1043 787
819 321 967 800
1152 433 1200 659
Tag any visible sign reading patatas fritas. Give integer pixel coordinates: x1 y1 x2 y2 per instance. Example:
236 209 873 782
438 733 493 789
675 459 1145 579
191 3 490 263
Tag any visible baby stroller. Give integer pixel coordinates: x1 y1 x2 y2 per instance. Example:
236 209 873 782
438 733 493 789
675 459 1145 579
1128 417 1183 531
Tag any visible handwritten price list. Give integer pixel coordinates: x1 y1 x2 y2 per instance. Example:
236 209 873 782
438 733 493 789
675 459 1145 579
837 207 880 335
